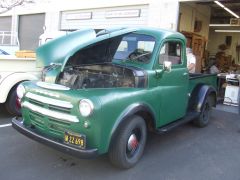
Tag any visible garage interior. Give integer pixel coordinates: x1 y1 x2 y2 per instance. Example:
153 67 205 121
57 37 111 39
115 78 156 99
179 0 240 113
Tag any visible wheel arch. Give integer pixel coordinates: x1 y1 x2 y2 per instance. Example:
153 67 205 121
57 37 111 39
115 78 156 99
0 72 38 103
108 103 156 150
188 83 217 112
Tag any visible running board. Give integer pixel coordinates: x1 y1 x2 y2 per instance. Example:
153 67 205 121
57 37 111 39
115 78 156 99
155 111 199 134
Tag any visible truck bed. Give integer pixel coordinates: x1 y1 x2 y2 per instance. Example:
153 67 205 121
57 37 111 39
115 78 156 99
189 73 217 93
0 55 40 72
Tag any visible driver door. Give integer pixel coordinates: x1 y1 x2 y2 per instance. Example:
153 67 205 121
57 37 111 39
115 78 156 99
155 40 189 126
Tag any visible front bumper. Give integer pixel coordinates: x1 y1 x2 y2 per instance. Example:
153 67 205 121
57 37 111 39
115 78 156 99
12 117 98 158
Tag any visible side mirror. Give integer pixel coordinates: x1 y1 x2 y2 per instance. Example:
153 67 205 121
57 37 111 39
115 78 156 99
163 61 172 72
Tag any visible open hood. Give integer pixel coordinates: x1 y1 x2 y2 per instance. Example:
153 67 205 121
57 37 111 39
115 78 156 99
36 29 96 67
36 28 137 68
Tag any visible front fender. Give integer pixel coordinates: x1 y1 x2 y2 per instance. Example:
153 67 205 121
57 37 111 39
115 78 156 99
108 103 156 150
0 72 39 103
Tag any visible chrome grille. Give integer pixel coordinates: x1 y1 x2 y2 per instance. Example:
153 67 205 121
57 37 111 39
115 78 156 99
48 104 71 114
25 92 72 113
23 92 79 123
29 111 45 130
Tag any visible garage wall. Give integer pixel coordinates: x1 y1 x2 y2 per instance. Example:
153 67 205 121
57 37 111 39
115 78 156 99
207 30 240 64
179 3 211 39
44 11 60 32
148 0 179 30
18 13 45 50
60 5 149 30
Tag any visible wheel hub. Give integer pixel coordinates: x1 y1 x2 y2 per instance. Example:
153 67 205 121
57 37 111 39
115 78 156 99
127 134 139 151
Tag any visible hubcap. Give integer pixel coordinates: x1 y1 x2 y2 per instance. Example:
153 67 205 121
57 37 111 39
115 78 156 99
126 128 142 158
127 134 139 151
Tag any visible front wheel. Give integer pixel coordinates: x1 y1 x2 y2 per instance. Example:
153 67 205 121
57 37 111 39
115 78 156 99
109 115 147 169
193 97 212 128
5 86 21 116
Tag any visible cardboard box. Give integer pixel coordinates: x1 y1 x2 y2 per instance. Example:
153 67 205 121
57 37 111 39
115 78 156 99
15 50 36 58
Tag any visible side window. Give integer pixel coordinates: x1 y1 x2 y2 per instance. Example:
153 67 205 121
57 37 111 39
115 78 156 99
159 41 182 65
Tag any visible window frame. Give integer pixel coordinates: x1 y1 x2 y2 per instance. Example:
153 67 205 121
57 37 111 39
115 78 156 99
155 39 185 69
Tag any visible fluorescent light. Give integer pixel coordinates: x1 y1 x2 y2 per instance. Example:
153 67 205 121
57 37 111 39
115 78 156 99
209 24 232 27
215 30 240 33
224 7 240 18
214 1 224 8
214 1 240 18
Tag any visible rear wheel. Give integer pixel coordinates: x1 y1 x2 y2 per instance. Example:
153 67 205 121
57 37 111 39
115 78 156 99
5 86 21 116
193 97 212 128
109 115 147 169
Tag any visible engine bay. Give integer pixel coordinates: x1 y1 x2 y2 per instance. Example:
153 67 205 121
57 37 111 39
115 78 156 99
57 64 137 89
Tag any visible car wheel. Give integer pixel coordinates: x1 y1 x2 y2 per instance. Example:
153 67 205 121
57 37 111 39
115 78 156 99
109 115 147 169
193 97 212 128
5 86 21 116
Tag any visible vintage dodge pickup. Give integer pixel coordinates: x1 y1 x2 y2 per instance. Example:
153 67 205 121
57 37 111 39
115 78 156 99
12 27 217 169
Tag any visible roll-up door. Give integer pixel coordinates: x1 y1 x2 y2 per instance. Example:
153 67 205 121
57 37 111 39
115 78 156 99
18 13 45 50
0 16 11 31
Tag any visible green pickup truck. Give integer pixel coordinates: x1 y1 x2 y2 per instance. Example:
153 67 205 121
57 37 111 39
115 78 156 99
12 27 217 169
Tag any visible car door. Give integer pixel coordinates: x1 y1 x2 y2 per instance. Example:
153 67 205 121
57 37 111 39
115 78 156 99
155 39 189 126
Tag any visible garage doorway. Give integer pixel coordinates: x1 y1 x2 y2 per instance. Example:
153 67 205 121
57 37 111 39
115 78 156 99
179 0 240 73
179 1 240 114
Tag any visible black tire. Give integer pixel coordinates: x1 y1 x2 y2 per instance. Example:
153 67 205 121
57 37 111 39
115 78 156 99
5 86 21 116
109 115 147 169
193 97 212 128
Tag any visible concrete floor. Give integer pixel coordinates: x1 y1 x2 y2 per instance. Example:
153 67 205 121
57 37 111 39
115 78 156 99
216 103 239 114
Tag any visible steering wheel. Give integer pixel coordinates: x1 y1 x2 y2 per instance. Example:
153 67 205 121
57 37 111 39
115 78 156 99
128 51 139 60
128 50 151 62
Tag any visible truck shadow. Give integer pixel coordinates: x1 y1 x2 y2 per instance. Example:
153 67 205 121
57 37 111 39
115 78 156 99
0 103 12 119
36 113 211 171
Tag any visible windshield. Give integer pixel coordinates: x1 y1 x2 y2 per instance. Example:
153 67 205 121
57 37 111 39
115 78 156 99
113 33 155 63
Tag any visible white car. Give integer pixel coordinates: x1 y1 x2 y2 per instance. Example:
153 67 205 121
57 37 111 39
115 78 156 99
0 55 42 115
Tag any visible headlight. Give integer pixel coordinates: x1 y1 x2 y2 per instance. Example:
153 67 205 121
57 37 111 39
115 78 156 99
16 84 26 99
79 99 94 117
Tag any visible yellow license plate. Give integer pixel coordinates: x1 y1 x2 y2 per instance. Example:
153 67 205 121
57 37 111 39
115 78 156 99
64 132 86 149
